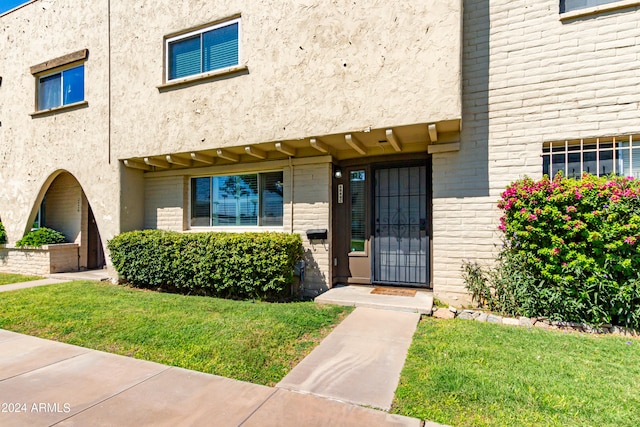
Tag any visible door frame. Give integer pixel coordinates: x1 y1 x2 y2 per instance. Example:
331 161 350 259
331 153 432 288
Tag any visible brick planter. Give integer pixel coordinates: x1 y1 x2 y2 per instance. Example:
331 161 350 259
0 244 80 276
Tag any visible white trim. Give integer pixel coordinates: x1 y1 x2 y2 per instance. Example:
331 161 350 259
187 226 285 233
165 17 241 83
560 0 640 20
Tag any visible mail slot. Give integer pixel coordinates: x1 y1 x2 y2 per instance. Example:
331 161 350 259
306 229 328 240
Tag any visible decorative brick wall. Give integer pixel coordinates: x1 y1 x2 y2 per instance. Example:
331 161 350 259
0 244 80 275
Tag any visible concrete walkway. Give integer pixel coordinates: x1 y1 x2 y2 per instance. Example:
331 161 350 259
0 330 420 426
0 269 110 293
0 278 68 293
277 307 419 411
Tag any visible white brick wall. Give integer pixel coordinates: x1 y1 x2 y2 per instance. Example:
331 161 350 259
432 0 640 303
144 176 187 231
0 244 80 275
290 162 332 296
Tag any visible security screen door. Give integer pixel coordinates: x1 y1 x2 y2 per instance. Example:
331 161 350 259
373 165 429 286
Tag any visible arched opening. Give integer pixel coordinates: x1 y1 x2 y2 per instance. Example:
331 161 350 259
29 171 105 270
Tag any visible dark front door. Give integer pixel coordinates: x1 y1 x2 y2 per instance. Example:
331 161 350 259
87 205 105 269
373 165 429 286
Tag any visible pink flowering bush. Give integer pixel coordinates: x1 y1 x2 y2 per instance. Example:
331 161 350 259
466 173 640 329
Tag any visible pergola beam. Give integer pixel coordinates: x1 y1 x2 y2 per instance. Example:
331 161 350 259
345 134 368 155
310 138 332 154
217 149 240 162
245 146 267 160
275 142 296 157
428 123 438 143
166 155 192 167
144 157 170 168
190 152 215 164
123 159 152 171
385 129 402 152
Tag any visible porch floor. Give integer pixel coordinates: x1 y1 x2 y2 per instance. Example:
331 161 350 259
315 284 433 314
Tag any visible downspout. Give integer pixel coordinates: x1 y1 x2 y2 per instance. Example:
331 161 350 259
107 0 112 164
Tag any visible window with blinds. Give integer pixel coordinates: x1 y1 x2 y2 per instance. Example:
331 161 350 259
167 18 240 81
542 136 640 179
191 171 283 227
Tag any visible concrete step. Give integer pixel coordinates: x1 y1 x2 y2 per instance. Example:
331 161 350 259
315 285 433 314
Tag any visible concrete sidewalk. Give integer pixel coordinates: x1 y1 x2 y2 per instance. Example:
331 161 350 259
0 268 110 293
0 330 421 426
0 278 69 293
277 307 419 410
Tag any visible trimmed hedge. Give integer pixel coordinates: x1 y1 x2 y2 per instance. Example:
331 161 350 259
0 222 6 244
107 230 304 299
16 227 66 247
463 174 640 329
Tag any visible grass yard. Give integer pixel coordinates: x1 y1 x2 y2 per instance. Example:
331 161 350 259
0 273 42 285
392 318 640 427
0 281 351 386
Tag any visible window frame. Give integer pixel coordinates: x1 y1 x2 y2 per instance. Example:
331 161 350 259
542 136 640 179
30 49 89 115
36 64 85 111
165 17 241 83
190 170 284 229
560 0 640 18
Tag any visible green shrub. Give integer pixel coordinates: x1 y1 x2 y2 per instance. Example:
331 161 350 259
0 222 6 244
107 230 304 300
464 174 640 329
16 227 67 247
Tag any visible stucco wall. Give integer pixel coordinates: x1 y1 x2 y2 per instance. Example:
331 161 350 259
431 0 640 303
0 0 121 251
109 0 462 159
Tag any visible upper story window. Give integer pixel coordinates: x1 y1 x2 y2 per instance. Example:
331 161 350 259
543 136 640 179
37 65 84 111
191 171 283 228
561 0 626 12
166 18 240 82
30 49 88 113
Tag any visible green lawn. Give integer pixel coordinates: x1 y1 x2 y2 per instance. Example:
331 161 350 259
0 281 351 386
0 273 42 285
392 318 640 427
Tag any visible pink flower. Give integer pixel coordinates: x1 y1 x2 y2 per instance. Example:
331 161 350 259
624 236 637 245
528 214 538 222
552 248 561 256
566 206 577 213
